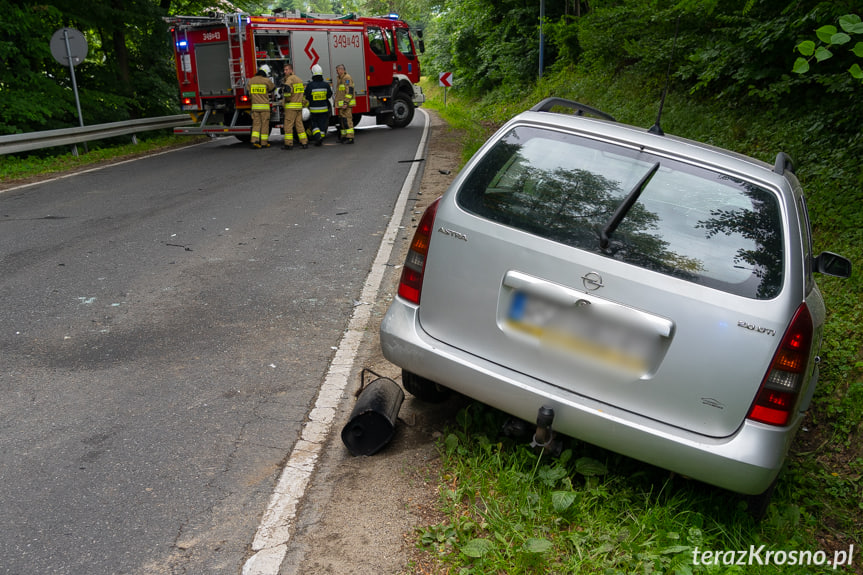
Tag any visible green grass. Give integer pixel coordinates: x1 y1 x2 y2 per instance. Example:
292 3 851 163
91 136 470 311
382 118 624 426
415 72 862 574
421 404 857 574
0 132 207 183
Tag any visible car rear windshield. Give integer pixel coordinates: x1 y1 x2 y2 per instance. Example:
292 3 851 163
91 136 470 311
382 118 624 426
457 125 784 299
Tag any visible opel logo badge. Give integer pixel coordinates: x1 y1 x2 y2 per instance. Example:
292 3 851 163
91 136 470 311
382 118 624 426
582 272 604 291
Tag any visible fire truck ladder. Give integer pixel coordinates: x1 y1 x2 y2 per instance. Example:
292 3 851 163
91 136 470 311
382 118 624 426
223 12 250 128
226 12 248 93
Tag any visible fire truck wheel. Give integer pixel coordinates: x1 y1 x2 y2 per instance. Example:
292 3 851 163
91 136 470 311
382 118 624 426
388 91 414 128
233 112 253 143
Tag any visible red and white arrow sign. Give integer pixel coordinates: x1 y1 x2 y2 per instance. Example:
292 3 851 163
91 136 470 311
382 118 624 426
438 72 453 88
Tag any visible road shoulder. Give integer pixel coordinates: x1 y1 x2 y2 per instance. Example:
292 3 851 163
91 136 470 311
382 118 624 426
277 109 464 575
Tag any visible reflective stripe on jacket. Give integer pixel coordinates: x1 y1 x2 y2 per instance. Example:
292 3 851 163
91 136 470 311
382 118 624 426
336 73 355 108
304 76 332 114
248 75 274 111
283 74 305 110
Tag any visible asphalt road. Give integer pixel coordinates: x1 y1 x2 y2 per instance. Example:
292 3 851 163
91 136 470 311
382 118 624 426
0 116 426 574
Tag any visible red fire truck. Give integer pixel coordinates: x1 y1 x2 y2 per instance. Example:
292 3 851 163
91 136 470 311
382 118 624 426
165 11 425 139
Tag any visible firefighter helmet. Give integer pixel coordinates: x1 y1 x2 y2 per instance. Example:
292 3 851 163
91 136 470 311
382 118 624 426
311 64 323 76
259 64 272 77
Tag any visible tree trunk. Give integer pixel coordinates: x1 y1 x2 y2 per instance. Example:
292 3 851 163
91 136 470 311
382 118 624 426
111 0 133 107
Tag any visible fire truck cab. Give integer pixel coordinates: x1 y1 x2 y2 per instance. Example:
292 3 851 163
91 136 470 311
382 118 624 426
166 11 425 139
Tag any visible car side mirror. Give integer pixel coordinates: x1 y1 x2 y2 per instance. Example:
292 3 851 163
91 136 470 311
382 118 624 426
814 252 852 278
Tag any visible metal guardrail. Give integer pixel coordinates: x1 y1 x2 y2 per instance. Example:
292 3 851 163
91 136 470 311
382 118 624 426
0 115 195 155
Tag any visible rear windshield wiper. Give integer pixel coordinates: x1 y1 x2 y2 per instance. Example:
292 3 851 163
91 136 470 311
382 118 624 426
599 161 660 249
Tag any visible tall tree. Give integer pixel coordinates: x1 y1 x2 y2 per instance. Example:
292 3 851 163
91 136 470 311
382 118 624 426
423 0 567 94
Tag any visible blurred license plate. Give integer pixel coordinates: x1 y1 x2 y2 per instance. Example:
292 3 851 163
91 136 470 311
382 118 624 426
506 290 653 373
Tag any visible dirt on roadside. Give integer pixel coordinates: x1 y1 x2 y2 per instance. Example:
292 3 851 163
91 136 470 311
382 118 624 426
276 109 466 575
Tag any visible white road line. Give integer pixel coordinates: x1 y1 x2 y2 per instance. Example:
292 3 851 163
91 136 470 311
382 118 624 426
241 109 430 575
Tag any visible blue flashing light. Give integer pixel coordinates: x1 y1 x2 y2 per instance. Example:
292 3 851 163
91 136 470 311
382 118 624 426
387 12 399 19
176 39 188 49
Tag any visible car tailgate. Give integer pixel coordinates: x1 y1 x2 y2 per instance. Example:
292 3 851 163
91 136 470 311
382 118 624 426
417 201 785 438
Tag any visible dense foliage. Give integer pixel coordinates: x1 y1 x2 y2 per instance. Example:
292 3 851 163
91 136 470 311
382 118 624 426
0 0 266 135
0 0 447 136
412 5 861 567
6 0 860 137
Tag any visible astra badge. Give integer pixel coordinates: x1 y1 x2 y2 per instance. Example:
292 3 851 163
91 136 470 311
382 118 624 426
737 320 776 337
437 227 468 241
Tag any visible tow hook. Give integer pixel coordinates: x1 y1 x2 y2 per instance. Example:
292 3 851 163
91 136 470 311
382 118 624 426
530 405 559 455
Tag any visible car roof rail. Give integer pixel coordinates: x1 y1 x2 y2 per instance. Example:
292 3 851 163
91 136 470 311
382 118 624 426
773 151 795 175
530 98 617 122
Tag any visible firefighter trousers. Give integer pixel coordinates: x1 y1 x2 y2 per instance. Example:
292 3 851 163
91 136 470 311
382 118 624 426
338 107 354 141
251 110 270 145
283 108 308 147
308 111 330 145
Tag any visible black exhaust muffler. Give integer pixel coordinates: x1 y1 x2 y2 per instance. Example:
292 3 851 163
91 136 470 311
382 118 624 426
341 369 405 456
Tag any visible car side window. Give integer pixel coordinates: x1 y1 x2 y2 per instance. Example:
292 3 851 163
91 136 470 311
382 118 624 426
457 126 785 299
797 193 815 292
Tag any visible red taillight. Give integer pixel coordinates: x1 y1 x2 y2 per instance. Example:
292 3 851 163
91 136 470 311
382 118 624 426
747 304 814 426
240 95 250 103
182 97 193 105
397 198 440 305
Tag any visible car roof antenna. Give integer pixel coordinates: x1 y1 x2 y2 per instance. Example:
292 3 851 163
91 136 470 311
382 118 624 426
648 15 681 136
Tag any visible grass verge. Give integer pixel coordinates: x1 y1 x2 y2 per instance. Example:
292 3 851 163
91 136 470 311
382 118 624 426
413 73 862 574
0 132 207 186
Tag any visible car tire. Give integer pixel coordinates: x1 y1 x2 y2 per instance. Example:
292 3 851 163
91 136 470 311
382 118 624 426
744 477 778 522
402 370 450 403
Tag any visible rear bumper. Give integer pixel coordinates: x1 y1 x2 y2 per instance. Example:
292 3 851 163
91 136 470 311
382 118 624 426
380 297 800 495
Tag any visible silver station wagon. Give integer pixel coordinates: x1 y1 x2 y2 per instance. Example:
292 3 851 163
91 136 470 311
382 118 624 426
380 98 851 511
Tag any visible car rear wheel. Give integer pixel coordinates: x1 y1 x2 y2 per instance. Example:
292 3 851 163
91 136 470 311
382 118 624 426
402 370 450 403
744 477 778 522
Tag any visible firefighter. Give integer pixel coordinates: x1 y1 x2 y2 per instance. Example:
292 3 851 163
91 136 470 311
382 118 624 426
304 64 332 146
335 64 356 144
248 66 275 148
281 63 308 150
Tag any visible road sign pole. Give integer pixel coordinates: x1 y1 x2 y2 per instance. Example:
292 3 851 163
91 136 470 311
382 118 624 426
439 72 453 107
63 29 87 154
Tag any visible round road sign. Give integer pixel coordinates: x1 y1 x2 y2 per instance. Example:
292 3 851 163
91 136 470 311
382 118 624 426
50 27 88 67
